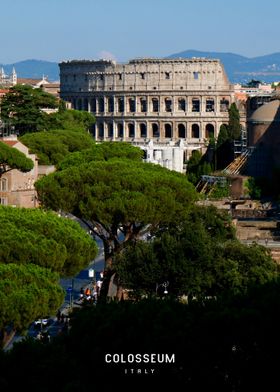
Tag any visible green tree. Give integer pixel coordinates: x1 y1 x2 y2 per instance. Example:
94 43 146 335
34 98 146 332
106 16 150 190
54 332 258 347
116 206 277 297
45 109 95 132
0 206 98 276
187 150 212 185
0 140 34 178
57 141 143 170
228 103 241 140
0 263 64 347
20 129 96 165
35 159 197 297
0 85 59 134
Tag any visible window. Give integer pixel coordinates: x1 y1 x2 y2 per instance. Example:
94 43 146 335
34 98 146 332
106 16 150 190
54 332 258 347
91 99 96 113
152 98 159 112
140 98 147 112
192 99 200 112
117 123 123 138
98 98 104 112
220 98 229 112
165 124 172 138
206 99 215 112
0 197 7 205
98 123 104 138
108 97 114 112
165 72 170 79
0 178 7 191
193 72 199 80
165 98 172 112
140 123 147 138
129 98 136 112
118 98 124 112
192 124 199 138
205 124 214 139
178 124 186 138
178 99 186 111
119 74 122 80
140 73 145 80
152 123 159 138
128 123 135 138
108 123 114 138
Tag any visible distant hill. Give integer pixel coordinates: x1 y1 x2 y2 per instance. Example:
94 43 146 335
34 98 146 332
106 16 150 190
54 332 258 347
168 50 280 84
2 52 280 84
0 60 59 81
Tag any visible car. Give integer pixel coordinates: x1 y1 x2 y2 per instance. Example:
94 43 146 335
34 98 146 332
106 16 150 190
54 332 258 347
34 317 50 328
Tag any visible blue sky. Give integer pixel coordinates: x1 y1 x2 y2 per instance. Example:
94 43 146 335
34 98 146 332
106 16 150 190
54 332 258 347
1 0 279 63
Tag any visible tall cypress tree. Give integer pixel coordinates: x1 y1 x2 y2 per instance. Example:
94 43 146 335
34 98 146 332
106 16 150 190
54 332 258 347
228 103 241 140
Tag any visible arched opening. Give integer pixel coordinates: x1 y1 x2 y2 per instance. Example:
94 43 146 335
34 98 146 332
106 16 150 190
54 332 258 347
0 178 7 191
178 124 186 138
108 97 114 112
117 123 123 138
206 99 215 112
191 124 199 138
83 98 88 111
90 99 96 113
178 99 186 111
128 98 136 112
98 123 104 138
140 123 147 138
152 98 159 112
77 99 82 111
192 98 200 112
220 98 229 112
107 123 113 138
98 98 104 113
140 98 147 112
205 123 215 139
152 123 159 138
165 98 172 112
128 123 135 138
165 123 172 138
118 98 124 112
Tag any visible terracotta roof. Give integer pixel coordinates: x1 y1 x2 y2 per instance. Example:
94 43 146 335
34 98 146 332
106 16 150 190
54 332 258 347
17 78 42 85
0 140 18 147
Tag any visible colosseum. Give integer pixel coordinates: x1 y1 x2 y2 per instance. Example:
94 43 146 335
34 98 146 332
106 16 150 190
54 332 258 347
59 58 238 172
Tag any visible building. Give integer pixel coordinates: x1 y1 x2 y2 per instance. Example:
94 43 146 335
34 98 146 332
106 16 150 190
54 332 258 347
247 98 280 177
0 136 38 208
60 58 244 172
0 67 17 87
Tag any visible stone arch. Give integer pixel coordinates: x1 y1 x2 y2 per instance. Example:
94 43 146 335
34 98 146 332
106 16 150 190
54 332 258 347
164 123 172 138
178 123 186 138
107 123 113 138
117 123 123 138
90 98 96 112
140 123 147 138
191 124 200 138
98 123 104 138
128 123 135 138
152 123 159 138
205 123 215 139
83 98 88 111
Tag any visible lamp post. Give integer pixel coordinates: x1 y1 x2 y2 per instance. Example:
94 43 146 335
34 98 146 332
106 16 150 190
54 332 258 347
155 281 169 296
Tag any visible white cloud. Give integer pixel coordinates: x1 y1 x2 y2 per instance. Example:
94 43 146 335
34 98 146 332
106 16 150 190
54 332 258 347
97 50 117 61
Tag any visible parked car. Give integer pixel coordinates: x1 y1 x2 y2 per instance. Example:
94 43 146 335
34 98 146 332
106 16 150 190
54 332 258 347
34 317 50 328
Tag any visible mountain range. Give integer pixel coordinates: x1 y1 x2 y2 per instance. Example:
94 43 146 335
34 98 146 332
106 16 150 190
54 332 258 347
2 51 280 84
168 50 280 83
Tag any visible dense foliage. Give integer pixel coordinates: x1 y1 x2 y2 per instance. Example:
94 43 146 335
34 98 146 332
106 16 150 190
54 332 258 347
0 206 98 276
116 206 277 297
0 264 64 337
0 85 59 134
35 159 197 296
20 129 95 165
0 141 34 177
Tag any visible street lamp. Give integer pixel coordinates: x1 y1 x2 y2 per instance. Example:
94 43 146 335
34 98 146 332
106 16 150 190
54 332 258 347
156 281 169 296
